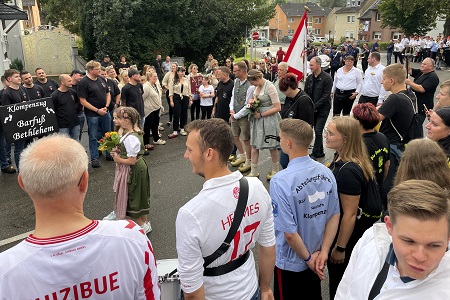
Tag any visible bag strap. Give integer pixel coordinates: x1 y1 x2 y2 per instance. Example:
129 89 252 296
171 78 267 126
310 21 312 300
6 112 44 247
203 176 249 268
388 91 417 142
336 161 351 176
368 260 390 300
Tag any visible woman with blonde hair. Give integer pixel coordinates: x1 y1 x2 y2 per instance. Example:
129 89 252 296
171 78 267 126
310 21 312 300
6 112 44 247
246 69 281 179
118 70 129 91
142 69 166 149
394 138 450 188
325 116 380 299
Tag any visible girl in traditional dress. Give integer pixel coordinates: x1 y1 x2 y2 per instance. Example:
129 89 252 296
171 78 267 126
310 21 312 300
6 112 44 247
111 107 151 234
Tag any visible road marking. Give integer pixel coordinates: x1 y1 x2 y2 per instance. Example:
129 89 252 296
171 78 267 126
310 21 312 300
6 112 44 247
0 231 33 247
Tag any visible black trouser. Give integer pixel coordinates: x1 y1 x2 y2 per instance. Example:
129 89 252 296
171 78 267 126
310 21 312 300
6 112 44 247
165 90 173 122
393 51 403 64
330 66 339 79
274 266 321 300
333 90 356 116
173 94 189 132
190 99 200 121
358 95 378 106
431 51 437 61
143 109 160 144
312 110 329 156
201 105 213 119
362 60 368 73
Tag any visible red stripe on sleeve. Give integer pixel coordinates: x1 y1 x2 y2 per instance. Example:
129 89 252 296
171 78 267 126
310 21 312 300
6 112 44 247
145 250 149 265
125 220 137 229
143 267 155 300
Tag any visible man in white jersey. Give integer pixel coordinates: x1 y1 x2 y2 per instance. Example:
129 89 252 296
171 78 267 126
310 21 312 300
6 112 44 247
176 118 276 300
0 135 160 300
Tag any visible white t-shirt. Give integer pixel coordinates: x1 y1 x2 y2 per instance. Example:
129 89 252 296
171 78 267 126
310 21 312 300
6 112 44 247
0 220 160 300
176 171 275 300
198 85 215 106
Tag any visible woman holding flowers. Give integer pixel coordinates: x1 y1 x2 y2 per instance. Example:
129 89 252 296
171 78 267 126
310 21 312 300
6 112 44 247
247 69 281 180
110 107 151 234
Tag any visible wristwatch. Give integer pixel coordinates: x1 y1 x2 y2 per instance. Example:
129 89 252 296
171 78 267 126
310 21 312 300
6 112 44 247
336 245 346 252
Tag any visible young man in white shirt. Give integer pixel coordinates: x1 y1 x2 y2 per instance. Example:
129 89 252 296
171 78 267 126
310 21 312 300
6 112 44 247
0 135 160 299
359 52 386 106
176 118 276 300
336 180 450 299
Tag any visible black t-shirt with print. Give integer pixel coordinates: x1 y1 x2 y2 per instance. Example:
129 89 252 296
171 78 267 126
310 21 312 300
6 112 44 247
51 89 80 128
363 131 390 189
34 79 59 97
1 86 30 105
280 90 314 125
25 85 45 100
411 69 439 116
106 79 121 111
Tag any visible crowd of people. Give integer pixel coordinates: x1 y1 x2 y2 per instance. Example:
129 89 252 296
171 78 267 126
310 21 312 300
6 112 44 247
1 43 450 299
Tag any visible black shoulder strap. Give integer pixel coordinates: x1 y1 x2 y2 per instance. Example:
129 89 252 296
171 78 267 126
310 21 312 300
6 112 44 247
203 176 249 268
368 260 390 300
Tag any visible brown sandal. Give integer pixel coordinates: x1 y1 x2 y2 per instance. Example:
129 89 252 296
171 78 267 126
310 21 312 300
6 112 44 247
145 144 154 150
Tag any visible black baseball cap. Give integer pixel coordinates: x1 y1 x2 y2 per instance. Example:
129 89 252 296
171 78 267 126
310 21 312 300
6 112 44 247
70 69 85 76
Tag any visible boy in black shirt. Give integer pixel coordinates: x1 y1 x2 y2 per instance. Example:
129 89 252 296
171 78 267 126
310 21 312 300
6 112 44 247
121 68 145 122
51 74 81 141
21 70 45 100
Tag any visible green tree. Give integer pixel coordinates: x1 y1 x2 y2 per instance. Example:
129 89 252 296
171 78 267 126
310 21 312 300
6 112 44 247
378 0 443 36
320 0 346 8
38 0 84 34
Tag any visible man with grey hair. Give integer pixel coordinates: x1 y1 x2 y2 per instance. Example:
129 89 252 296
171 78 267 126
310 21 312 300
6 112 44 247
406 57 439 125
0 135 160 299
305 56 332 160
274 62 288 107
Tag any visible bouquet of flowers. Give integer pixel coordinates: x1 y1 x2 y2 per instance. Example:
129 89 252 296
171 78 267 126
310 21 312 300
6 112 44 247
246 96 261 113
98 131 120 152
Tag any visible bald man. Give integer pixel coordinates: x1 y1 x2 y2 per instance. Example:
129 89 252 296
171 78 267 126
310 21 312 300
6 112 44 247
51 74 81 141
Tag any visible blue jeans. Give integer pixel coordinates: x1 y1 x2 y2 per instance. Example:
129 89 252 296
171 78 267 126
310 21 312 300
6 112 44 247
78 111 85 141
59 126 81 142
86 113 111 161
0 127 9 169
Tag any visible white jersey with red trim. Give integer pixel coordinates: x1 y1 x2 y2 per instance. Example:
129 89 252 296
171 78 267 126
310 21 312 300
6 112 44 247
0 220 160 300
176 171 275 300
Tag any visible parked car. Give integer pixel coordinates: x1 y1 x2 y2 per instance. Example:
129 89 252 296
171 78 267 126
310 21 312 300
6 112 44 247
282 35 293 43
314 37 328 43
246 37 271 47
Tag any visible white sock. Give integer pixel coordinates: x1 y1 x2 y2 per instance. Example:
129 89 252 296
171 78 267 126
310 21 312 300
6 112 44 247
251 163 258 174
239 153 246 159
245 158 251 166
173 131 178 135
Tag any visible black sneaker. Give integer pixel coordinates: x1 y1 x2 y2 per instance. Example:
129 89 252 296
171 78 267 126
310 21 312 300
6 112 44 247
91 160 100 168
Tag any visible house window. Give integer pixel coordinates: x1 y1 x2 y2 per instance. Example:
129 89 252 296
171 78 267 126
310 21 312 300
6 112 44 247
352 0 356 6
288 18 295 23
376 12 381 21
352 16 355 23
347 16 351 23
392 32 402 40
288 30 295 35
357 0 361 5
315 18 322 24
278 30 282 36
373 32 381 39
346 30 355 38
315 29 322 35
347 0 350 6
308 17 313 27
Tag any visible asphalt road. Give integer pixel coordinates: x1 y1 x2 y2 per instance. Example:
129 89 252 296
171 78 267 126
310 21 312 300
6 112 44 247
1 57 449 299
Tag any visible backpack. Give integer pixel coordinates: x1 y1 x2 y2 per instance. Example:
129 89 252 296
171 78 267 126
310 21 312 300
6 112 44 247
389 91 423 144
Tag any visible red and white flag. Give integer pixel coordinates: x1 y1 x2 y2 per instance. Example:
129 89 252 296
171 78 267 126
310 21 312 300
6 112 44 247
283 11 308 81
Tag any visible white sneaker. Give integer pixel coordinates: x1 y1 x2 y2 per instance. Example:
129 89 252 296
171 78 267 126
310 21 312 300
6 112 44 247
153 139 166 145
141 222 152 234
103 211 117 220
